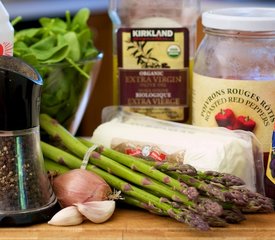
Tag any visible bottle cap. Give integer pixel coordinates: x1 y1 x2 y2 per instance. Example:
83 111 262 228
202 7 275 31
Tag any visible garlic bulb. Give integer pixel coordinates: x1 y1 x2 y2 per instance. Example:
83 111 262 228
75 200 116 223
48 206 85 226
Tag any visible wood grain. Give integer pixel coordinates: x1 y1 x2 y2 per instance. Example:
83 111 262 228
0 207 274 240
78 12 114 137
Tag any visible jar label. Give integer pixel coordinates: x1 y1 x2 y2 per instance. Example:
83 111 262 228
0 41 13 56
192 73 275 152
266 125 275 183
117 27 189 121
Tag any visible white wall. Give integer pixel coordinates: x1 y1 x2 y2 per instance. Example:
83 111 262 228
2 0 275 21
2 0 108 20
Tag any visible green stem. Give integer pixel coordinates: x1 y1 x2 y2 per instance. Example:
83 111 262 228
123 194 167 216
11 16 23 26
65 57 90 79
166 171 226 202
40 114 87 158
44 157 70 175
41 141 84 170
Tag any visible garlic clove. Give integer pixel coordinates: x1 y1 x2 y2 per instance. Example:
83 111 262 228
48 206 85 226
75 200 116 223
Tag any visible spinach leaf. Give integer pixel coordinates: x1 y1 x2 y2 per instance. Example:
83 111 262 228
12 8 100 128
70 8 90 32
63 32 81 62
39 17 67 35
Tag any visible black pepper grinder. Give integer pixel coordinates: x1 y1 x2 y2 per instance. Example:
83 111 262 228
0 55 58 225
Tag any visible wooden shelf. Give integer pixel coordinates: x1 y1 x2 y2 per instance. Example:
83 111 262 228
0 207 274 239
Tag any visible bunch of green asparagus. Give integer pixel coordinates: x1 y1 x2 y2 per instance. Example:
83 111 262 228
40 114 274 231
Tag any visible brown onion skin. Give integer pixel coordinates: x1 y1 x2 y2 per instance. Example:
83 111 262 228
52 169 112 208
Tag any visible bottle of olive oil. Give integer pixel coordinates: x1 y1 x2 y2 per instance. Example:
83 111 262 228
108 0 200 123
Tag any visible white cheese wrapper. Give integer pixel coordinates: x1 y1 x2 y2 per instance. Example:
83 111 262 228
91 107 264 193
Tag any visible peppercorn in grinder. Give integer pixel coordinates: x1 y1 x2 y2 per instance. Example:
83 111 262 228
0 56 58 225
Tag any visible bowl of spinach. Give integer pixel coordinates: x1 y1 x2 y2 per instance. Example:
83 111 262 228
13 8 102 135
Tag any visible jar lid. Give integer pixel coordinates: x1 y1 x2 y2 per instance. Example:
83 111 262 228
202 8 275 31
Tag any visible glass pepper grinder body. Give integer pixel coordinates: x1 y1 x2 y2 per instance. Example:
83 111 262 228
0 56 58 225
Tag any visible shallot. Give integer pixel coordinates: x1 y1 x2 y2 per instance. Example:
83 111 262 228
52 169 112 207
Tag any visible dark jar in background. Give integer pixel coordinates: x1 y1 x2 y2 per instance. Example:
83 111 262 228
192 8 275 198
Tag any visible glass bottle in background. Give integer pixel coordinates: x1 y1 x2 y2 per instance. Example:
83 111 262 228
0 1 13 56
192 8 275 197
109 0 200 123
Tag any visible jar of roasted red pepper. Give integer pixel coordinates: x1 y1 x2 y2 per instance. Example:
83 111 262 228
192 8 275 197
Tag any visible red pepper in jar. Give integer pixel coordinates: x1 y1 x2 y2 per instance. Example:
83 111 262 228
233 115 256 132
215 109 236 128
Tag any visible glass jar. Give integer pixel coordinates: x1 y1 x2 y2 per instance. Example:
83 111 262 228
37 53 103 135
192 8 275 197
109 0 201 123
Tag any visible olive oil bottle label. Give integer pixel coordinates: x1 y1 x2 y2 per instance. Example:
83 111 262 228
117 28 189 122
192 73 275 152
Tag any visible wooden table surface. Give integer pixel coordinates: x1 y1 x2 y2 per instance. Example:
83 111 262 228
0 206 274 240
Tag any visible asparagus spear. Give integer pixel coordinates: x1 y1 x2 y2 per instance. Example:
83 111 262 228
153 161 198 176
197 171 245 187
120 153 245 189
137 185 223 218
167 169 274 213
44 157 70 175
166 170 226 202
133 157 245 188
229 187 274 213
221 207 246 223
123 193 229 227
123 194 167 215
159 197 227 227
